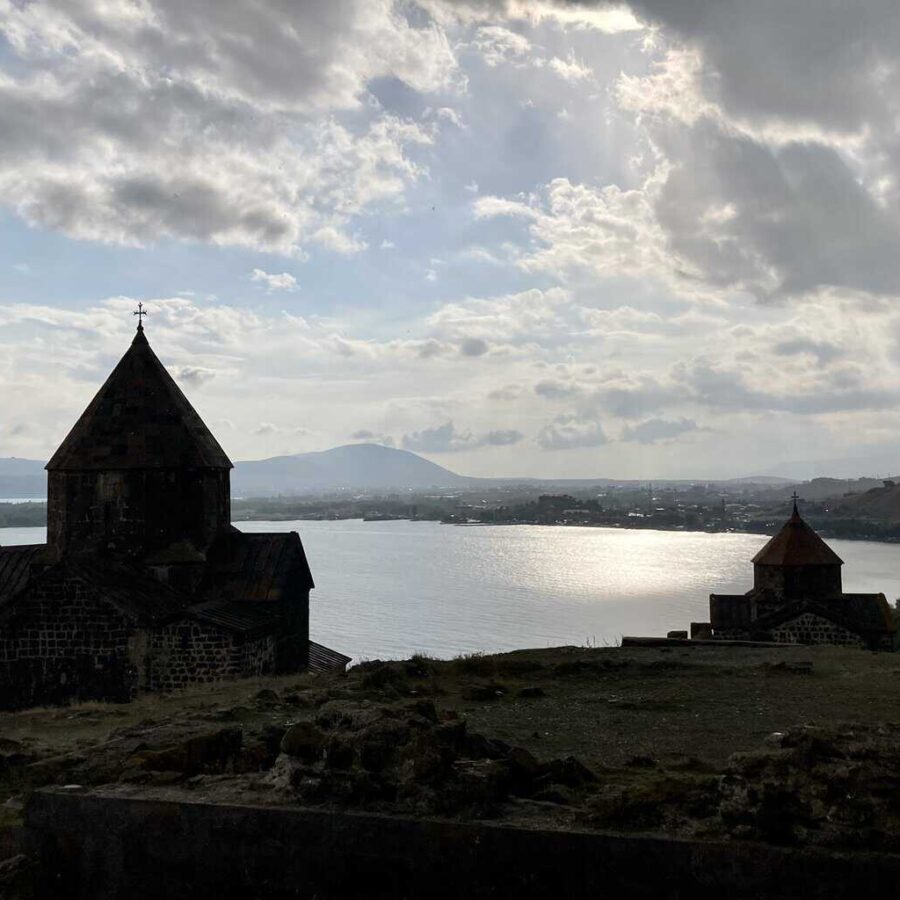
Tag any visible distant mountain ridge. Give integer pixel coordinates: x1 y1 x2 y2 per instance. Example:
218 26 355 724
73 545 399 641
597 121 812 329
0 444 873 499
0 458 46 498
232 443 468 495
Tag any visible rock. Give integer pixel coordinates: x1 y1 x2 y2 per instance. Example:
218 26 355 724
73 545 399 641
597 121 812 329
464 683 507 701
254 688 280 705
405 699 439 723
0 853 36 897
546 756 595 787
532 785 575 805
280 722 326 762
465 733 511 760
765 660 814 675
433 720 468 754
358 720 413 772
26 753 88 784
517 686 545 699
441 759 511 811
506 746 542 784
323 735 355 770
214 705 253 722
0 740 35 771
133 728 243 775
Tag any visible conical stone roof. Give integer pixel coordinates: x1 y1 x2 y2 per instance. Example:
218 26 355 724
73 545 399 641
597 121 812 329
47 326 232 471
752 503 843 567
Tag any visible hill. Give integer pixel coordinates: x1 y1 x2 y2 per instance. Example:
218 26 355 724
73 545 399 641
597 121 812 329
231 443 469 495
0 458 46 498
835 480 900 523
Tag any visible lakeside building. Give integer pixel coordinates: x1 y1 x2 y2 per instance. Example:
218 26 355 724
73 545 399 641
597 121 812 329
0 314 347 709
705 498 896 649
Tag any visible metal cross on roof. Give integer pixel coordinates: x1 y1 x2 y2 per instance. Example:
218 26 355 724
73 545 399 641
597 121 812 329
791 490 801 516
133 302 148 330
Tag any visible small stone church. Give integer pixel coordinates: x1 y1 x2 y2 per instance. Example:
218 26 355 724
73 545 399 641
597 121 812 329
0 317 348 709
705 499 896 649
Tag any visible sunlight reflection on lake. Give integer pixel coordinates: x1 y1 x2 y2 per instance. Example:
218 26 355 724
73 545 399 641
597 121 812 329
3 520 898 661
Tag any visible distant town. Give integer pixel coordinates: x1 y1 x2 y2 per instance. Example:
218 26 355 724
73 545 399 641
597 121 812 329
3 441 900 542
229 478 900 543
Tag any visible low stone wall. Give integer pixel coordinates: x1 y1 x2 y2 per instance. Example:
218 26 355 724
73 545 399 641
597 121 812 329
24 789 900 900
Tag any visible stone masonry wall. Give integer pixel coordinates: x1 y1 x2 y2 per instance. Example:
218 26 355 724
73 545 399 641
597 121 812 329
770 613 865 648
0 577 135 708
143 620 275 693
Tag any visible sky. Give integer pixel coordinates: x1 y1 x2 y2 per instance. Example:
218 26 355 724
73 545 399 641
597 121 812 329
2 0 900 479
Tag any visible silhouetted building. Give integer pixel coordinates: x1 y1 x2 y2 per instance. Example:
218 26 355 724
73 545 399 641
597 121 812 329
0 317 347 709
706 499 896 649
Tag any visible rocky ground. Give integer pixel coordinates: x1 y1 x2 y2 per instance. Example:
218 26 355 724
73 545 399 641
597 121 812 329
3 642 900 885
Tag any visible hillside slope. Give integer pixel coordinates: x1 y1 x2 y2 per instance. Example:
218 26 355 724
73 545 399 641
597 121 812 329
231 443 469 495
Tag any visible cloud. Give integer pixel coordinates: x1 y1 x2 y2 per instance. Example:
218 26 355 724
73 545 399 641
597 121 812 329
547 54 593 83
425 1 642 33
171 365 217 387
471 25 533 67
482 428 524 446
773 338 844 365
621 417 698 444
349 429 396 448
536 415 607 450
465 2 900 305
251 269 298 292
252 423 310 437
460 337 490 357
534 379 580 400
0 1 458 255
488 384 523 401
427 287 571 345
402 420 522 452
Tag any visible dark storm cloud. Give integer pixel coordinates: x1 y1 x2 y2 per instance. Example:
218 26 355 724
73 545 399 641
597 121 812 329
536 414 607 450
773 338 844 365
621 417 697 444
654 122 900 299
460 337 490 356
402 420 523 452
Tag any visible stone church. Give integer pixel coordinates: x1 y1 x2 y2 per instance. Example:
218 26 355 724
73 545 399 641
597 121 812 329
0 318 347 709
706 499 896 649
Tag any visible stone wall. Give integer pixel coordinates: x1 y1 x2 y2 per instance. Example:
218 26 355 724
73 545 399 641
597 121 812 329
25 789 900 900
0 574 278 707
770 613 865 648
142 620 275 693
0 576 136 708
753 564 842 605
47 467 231 559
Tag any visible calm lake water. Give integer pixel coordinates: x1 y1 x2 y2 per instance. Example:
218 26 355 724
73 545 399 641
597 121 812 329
2 520 898 661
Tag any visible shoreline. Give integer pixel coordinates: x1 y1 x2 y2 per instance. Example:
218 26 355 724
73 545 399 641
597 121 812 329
4 513 900 547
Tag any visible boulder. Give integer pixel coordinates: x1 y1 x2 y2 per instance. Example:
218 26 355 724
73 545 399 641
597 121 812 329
280 722 326 762
133 728 243 775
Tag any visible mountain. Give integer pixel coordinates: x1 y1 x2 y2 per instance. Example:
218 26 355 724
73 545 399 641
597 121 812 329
231 443 469 495
0 458 47 498
835 481 900 523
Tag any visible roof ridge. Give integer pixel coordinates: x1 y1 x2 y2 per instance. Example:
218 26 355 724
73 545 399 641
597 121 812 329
752 511 843 567
47 330 232 471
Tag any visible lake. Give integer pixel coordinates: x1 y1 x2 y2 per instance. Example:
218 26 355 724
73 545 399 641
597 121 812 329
2 520 898 661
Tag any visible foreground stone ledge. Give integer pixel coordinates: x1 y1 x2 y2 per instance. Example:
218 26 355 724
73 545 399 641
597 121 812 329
24 787 900 900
